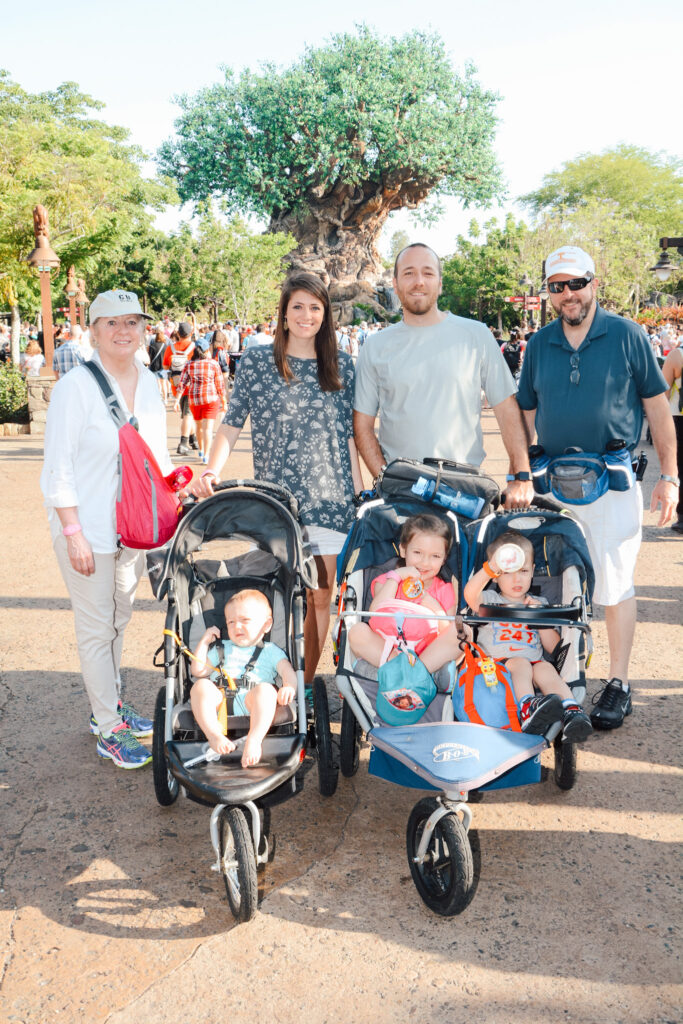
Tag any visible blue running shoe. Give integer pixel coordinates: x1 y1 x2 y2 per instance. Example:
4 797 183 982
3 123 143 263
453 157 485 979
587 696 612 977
119 700 154 737
97 724 152 769
89 700 153 738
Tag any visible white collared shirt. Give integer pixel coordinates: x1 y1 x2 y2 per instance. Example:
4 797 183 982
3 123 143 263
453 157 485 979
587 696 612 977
41 351 173 552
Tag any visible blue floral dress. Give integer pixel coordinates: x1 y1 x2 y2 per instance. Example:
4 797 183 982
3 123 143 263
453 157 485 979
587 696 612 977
223 347 356 532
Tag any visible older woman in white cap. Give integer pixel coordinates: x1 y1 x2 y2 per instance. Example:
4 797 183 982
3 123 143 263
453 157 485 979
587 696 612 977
41 289 174 769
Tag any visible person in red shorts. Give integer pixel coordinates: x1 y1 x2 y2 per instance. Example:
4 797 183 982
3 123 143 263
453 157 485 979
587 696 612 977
174 337 227 463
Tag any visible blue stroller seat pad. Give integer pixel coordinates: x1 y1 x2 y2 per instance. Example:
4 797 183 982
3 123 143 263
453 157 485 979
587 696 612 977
370 721 545 790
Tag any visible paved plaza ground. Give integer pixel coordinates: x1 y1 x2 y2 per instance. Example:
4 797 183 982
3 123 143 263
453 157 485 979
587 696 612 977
1 407 681 1024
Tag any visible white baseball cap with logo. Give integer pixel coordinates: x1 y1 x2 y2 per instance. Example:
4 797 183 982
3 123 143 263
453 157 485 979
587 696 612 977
545 246 595 280
89 289 152 324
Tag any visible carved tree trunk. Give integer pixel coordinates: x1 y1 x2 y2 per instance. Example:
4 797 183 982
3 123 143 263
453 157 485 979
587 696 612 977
270 176 432 323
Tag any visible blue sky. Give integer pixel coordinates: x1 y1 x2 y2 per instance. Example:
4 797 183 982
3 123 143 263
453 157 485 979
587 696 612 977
3 0 680 260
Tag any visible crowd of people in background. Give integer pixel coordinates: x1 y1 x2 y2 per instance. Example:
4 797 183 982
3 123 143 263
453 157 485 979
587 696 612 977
2 309 680 390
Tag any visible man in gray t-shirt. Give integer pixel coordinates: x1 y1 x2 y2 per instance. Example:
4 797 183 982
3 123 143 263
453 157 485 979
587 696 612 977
353 243 533 508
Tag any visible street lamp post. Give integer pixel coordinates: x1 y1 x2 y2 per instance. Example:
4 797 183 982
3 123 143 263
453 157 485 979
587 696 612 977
65 265 78 329
26 205 60 374
75 278 89 330
649 237 683 284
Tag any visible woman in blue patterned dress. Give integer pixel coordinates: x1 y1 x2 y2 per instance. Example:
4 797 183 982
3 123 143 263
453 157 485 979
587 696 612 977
192 272 362 682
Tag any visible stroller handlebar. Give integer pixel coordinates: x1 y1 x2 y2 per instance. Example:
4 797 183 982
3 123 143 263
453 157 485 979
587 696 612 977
211 478 300 518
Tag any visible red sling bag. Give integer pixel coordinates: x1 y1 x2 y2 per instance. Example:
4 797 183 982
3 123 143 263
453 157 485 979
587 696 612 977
84 361 182 549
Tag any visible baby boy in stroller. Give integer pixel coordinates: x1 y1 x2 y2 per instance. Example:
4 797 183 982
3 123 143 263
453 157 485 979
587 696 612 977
190 588 297 767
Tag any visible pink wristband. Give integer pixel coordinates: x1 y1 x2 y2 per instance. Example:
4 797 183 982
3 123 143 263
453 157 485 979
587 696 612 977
385 570 402 583
62 523 82 537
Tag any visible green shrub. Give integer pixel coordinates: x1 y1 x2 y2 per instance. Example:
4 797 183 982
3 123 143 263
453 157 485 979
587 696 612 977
0 365 29 423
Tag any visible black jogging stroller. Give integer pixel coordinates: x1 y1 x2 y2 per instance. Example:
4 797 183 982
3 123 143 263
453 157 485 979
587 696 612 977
148 480 317 922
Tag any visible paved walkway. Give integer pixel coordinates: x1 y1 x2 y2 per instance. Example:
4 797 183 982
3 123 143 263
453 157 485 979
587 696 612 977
1 409 681 1024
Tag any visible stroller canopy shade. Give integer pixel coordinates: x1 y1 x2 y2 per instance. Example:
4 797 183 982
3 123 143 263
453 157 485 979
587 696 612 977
158 488 317 593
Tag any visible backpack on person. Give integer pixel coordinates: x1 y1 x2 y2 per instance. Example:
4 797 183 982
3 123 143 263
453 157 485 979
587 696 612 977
170 340 192 373
83 361 184 549
148 339 166 372
451 641 521 731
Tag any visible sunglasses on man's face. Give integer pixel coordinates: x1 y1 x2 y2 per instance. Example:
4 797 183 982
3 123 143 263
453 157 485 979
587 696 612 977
548 276 594 294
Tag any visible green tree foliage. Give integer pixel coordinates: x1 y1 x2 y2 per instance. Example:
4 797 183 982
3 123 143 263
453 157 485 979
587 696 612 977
520 145 682 235
388 230 411 263
195 212 295 324
0 364 28 422
530 200 665 314
129 207 294 319
0 70 176 315
158 27 503 299
441 215 530 328
517 146 683 314
88 227 173 315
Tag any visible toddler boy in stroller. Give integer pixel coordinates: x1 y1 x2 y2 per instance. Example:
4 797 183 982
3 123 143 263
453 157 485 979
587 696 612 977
465 530 592 743
190 588 297 767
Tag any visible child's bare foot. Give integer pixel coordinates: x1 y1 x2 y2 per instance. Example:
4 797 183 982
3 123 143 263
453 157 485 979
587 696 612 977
241 733 263 768
207 732 236 756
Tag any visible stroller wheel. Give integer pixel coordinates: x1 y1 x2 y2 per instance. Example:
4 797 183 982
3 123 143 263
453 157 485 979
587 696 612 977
152 686 180 806
220 807 258 922
255 807 275 870
553 736 578 791
339 698 361 778
406 798 475 917
313 677 338 797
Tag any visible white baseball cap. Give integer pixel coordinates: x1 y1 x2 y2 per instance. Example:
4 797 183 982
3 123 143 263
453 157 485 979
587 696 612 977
545 246 595 279
89 289 152 323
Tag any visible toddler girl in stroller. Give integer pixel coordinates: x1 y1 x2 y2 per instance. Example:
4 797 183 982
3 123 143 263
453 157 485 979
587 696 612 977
348 513 467 676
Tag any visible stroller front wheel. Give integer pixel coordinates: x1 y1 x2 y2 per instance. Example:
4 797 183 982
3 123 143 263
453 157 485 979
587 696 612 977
553 735 578 790
313 677 339 796
406 798 475 917
220 807 258 922
152 686 180 806
339 697 361 777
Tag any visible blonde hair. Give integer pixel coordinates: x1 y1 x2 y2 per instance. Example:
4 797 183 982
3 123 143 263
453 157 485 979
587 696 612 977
225 589 272 615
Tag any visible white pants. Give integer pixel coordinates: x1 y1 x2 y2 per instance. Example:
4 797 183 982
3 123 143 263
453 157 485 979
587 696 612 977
572 484 643 606
54 535 145 734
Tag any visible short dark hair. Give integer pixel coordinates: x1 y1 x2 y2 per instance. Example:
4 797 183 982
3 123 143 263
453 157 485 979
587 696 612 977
393 243 442 281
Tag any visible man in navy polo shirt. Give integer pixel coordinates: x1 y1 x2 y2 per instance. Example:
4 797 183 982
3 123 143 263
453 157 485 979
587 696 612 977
517 246 678 730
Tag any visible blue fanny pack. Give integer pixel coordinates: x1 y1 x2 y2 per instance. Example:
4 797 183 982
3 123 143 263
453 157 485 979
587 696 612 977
531 447 635 506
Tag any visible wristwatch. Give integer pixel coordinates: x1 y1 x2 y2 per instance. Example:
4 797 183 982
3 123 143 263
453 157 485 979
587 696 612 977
505 472 532 482
660 474 680 487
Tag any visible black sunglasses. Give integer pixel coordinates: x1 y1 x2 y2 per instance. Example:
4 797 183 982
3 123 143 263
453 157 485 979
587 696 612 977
548 275 594 294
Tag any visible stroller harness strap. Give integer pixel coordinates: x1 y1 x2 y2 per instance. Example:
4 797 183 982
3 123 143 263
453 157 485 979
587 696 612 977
213 641 267 735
